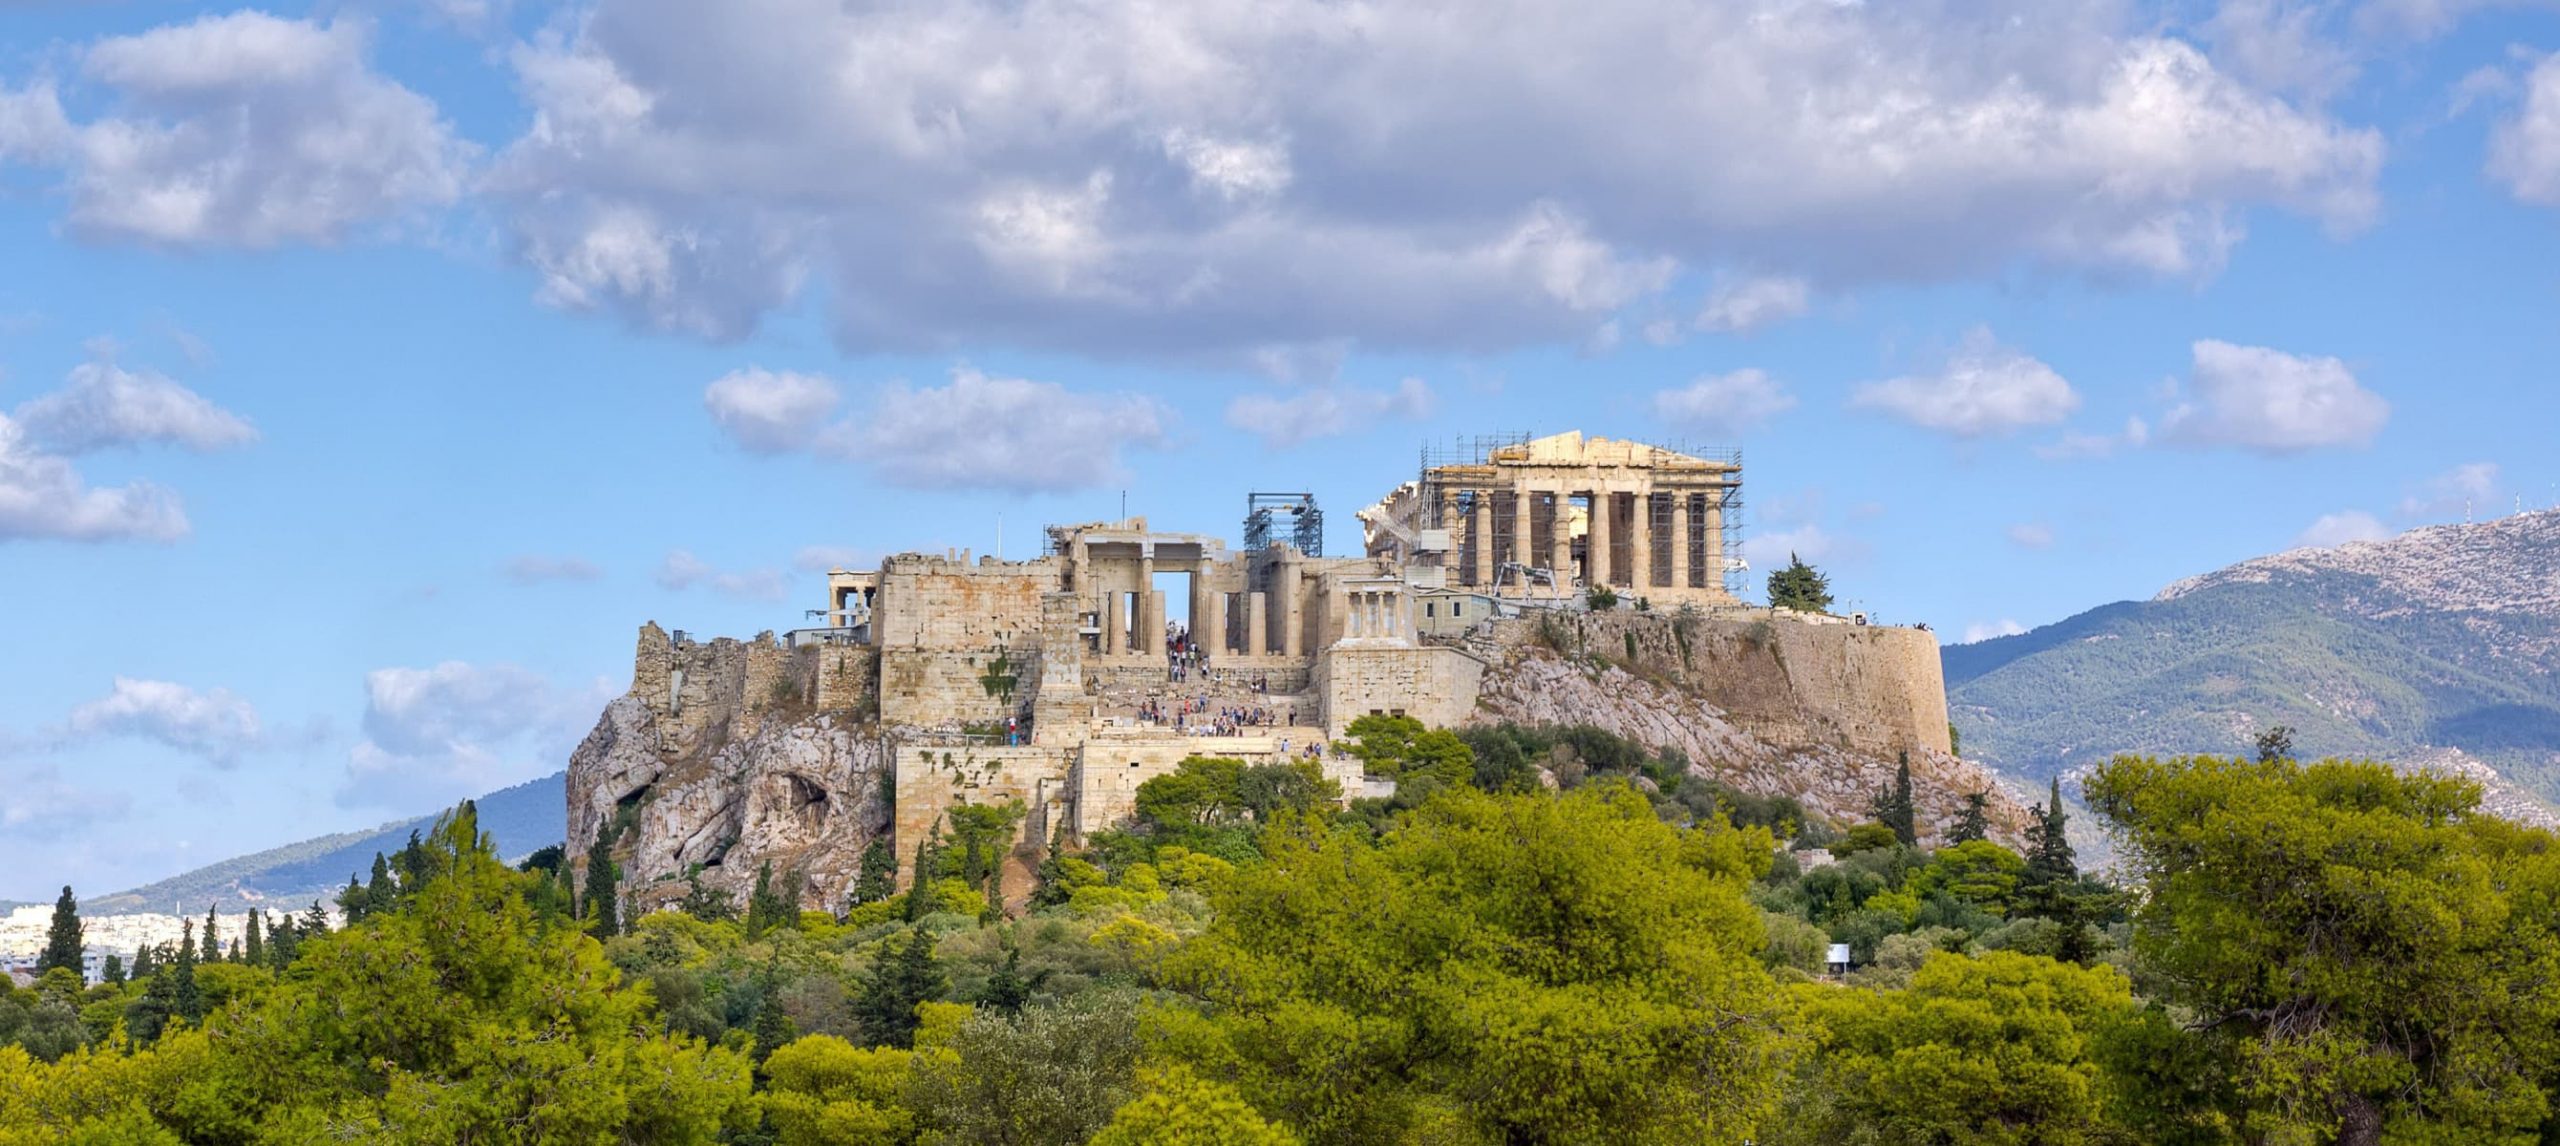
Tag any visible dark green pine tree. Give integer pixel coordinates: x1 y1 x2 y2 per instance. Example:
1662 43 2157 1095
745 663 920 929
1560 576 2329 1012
850 837 898 907
338 874 370 923
36 885 84 976
583 831 621 939
242 908 264 966
1869 752 1917 847
1765 552 1834 613
367 852 398 911
1951 791 1991 844
2024 776 2078 889
973 941 1045 1014
131 943 158 979
393 829 433 892
751 964 796 1067
267 913 298 970
901 834 941 922
101 953 124 985
125 966 176 1044
746 860 781 939
201 905 221 967
854 925 946 1049
172 919 203 1022
302 900 331 937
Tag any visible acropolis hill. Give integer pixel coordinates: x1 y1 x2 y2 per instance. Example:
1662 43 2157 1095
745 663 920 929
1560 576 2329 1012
566 432 2027 912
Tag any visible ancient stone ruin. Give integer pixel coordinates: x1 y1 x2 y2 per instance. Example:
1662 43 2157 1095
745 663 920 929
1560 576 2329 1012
566 432 2019 916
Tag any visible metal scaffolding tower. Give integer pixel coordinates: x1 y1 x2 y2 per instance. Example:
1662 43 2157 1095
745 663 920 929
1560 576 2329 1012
1243 492 1325 557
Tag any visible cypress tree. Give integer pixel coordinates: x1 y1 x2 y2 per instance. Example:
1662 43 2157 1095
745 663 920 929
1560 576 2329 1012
851 836 898 907
101 953 124 985
302 900 330 937
2024 776 2078 888
131 943 158 979
901 835 939 922
583 831 621 939
747 860 779 939
367 852 398 911
751 965 796 1066
1951 791 1991 844
242 908 264 966
268 914 298 969
37 886 83 977
338 874 369 923
172 920 202 1022
202 905 220 963
854 925 946 1048
1869 752 1917 847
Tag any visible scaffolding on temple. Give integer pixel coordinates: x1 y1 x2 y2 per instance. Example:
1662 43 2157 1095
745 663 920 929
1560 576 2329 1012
1243 492 1325 557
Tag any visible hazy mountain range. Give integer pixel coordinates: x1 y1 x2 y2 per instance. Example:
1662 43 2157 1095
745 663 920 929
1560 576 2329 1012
1948 509 2560 824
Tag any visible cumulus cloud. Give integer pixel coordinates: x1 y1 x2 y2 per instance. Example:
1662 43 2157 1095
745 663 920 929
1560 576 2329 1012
2490 54 2560 206
341 662 609 810
2161 339 2388 453
1694 276 1812 335
2007 523 2057 549
828 368 1171 491
2399 461 2501 518
656 549 789 602
1962 619 2030 643
0 412 190 542
2205 0 2359 103
1225 378 1436 449
482 0 2381 358
0 12 472 248
1651 369 1797 437
501 555 603 584
2295 509 2393 547
704 368 842 453
14 360 256 454
1852 329 2080 437
60 676 261 765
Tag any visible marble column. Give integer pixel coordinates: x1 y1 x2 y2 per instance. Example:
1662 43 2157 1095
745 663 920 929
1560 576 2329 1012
1247 591 1269 656
1704 489 1725 596
1137 550 1156 653
1471 492 1493 587
1589 491 1613 589
1670 491 1691 591
1101 589 1123 655
1189 573 1211 652
1633 488 1656 590
1511 487 1533 586
1549 491 1572 585
1280 557 1304 658
1145 590 1167 658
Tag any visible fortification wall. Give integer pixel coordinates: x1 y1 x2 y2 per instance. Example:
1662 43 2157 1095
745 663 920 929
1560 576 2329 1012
1316 646 1486 737
1485 610 1951 758
889 743 1073 891
873 557 1057 650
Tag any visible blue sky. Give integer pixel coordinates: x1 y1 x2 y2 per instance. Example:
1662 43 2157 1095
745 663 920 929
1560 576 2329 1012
4 0 2558 899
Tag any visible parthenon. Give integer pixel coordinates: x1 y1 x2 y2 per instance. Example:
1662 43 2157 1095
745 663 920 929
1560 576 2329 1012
1359 431 1743 607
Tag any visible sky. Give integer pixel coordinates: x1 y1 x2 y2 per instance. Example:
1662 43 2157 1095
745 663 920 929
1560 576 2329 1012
4 0 2559 900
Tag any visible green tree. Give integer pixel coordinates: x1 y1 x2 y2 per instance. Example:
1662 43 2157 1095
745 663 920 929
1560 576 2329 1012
850 836 898 906
1091 1064 1301 1146
35 887 82 978
854 925 946 1049
2088 754 2560 1145
1766 552 1833 613
1951 790 1991 844
1154 783 1787 1144
2253 724 2295 764
1775 950 2138 1146
1332 714 1473 789
908 992 1143 1144
746 860 794 939
762 1034 915 1145
1870 752 1917 847
199 905 219 966
582 829 621 939
938 800 1029 890
2021 776 2076 893
241 908 263 968
100 954 124 986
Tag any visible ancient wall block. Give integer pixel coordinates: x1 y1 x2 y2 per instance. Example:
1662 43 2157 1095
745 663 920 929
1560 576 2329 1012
890 743 1074 888
1316 645 1485 737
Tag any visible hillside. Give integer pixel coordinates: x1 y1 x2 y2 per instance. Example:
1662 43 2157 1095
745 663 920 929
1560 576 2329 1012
1947 510 2560 822
86 772 567 915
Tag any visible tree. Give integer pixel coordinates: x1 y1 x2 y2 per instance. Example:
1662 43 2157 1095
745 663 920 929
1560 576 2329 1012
2253 724 2295 764
367 851 397 912
100 954 124 986
1767 552 1833 613
36 887 82 978
582 829 621 939
242 908 264 967
2088 754 2560 1145
1776 950 2139 1145
1155 783 1787 1144
1951 790 1990 844
908 993 1145 1144
1585 584 1619 611
762 1034 917 1145
850 836 898 907
338 874 370 923
1090 1064 1301 1146
854 925 946 1049
752 964 797 1066
1869 752 1917 847
2022 776 2076 892
747 860 792 939
200 905 220 967
939 800 1029 890
1333 715 1474 788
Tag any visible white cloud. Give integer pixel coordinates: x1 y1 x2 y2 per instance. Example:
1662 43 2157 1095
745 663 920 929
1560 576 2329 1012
501 555 604 584
1694 276 1811 334
2161 339 2388 453
656 549 789 602
1 12 472 248
793 545 868 573
2398 461 2501 518
1651 369 1796 437
1225 377 1436 449
1961 619 2030 643
0 412 189 543
2490 54 2560 206
704 367 841 453
2294 509 2393 548
14 360 256 454
829 368 1171 491
1852 328 2080 437
483 0 2381 358
2035 416 2152 460
0 764 131 840
2205 0 2359 103
61 676 261 765
2007 522 2056 549
342 662 609 810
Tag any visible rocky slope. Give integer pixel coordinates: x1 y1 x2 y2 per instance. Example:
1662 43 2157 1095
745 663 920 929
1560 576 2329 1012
1948 509 2560 825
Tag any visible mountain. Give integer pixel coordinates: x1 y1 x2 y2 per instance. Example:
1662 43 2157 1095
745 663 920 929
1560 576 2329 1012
1947 510 2560 823
86 772 566 915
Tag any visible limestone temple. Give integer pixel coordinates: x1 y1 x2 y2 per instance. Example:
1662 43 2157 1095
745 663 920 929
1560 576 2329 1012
573 432 1967 909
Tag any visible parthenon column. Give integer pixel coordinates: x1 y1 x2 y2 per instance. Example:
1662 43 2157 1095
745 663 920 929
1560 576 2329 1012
1471 492 1493 588
1189 573 1211 651
1510 487 1532 586
1589 490 1612 589
1145 590 1166 658
1102 589 1124 655
1630 487 1652 590
1247 591 1268 656
1549 490 1572 585
1670 491 1692 591
1137 549 1156 654
1704 490 1725 597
